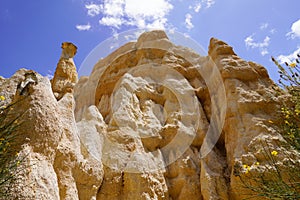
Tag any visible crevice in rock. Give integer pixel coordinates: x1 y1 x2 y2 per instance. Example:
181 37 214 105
216 132 231 194
97 174 105 195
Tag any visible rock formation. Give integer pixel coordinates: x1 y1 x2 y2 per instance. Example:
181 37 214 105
0 30 299 199
1 69 102 200
9 70 38 108
51 42 78 100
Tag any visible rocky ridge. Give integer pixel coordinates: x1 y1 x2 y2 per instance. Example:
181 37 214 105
0 30 298 200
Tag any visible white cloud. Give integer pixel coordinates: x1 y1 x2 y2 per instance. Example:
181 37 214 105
82 0 218 32
124 30 144 41
203 0 215 8
76 23 91 31
189 0 213 12
277 47 300 64
286 19 300 39
270 28 276 34
185 13 194 30
85 3 102 17
99 17 123 28
194 2 202 12
144 18 168 29
112 28 119 40
260 23 268 30
82 0 217 31
245 35 270 48
184 33 191 38
245 35 271 56
167 27 176 35
103 0 124 17
125 0 172 19
124 0 173 29
261 49 269 56
86 0 173 29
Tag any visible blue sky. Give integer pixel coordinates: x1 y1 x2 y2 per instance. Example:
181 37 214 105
0 0 300 83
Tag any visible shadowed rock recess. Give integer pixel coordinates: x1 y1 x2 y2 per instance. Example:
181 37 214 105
0 30 298 199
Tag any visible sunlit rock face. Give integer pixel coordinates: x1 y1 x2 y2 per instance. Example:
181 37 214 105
51 42 78 100
1 30 297 200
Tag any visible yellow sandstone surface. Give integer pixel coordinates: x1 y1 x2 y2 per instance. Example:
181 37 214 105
0 31 298 200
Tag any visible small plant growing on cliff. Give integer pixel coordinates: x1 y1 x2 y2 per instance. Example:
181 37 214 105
236 56 300 199
236 140 300 199
0 96 27 198
272 56 300 151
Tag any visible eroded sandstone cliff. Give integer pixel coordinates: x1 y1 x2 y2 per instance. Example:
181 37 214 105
0 30 298 200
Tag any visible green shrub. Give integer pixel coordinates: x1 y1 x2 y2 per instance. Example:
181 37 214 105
0 97 27 198
236 56 300 199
